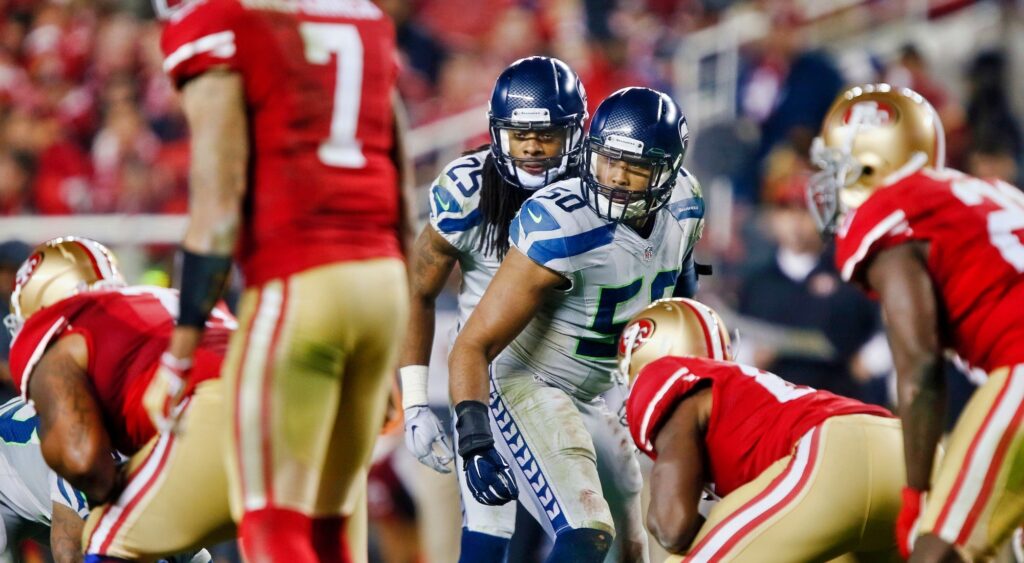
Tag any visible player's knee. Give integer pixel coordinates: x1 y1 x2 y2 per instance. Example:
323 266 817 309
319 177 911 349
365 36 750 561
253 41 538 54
459 528 511 563
547 527 613 563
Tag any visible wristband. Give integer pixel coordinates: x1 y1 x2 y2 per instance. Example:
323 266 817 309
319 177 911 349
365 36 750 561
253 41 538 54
399 365 430 409
176 248 232 329
454 400 494 457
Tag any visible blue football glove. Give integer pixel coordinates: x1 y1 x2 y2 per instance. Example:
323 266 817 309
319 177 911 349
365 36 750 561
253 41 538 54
463 447 518 506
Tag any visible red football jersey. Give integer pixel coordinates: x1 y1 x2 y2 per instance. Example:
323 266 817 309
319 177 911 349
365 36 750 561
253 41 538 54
9 287 234 454
626 356 891 496
835 167 1024 373
161 0 402 286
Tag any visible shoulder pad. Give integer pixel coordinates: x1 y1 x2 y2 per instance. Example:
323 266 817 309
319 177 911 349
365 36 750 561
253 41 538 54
664 168 705 223
428 151 488 250
626 356 713 457
510 179 615 274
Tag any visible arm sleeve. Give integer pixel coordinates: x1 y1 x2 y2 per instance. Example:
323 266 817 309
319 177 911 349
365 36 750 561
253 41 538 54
673 251 699 298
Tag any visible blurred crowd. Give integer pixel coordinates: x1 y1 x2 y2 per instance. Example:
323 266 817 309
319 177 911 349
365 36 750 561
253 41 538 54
1 0 1023 561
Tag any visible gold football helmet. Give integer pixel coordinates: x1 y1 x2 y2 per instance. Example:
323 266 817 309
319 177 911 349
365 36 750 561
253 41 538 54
616 298 733 384
6 237 124 335
808 83 945 233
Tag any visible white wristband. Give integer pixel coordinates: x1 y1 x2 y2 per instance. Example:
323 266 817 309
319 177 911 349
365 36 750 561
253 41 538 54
399 365 430 410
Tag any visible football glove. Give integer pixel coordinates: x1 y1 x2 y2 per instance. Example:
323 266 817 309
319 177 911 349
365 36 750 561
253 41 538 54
463 447 518 506
404 405 454 473
142 352 190 433
897 486 926 559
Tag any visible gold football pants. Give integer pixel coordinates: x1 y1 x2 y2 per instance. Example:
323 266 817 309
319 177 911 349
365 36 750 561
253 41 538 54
917 364 1024 561
223 259 408 519
668 414 905 562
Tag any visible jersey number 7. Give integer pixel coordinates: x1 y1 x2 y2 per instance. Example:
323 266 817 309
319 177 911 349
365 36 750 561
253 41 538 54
299 23 366 169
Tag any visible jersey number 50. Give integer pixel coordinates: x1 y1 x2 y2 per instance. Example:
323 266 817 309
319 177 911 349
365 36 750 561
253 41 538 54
300 23 366 169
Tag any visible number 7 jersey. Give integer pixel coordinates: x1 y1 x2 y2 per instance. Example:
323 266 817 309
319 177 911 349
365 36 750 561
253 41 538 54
160 0 401 286
505 172 704 399
835 167 1024 373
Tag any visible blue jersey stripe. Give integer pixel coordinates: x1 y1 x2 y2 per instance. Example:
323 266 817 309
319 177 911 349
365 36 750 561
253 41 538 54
525 223 616 265
437 209 481 233
57 478 73 507
668 197 704 221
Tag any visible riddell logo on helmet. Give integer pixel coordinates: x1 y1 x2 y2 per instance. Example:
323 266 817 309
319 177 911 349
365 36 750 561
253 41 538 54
15 252 42 289
843 101 897 128
620 318 656 356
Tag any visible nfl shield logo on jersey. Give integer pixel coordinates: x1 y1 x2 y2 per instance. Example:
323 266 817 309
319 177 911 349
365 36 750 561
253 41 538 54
642 245 654 262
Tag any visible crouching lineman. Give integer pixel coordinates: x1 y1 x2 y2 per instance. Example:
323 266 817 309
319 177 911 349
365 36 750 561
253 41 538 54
5 237 235 561
449 87 705 562
619 298 905 561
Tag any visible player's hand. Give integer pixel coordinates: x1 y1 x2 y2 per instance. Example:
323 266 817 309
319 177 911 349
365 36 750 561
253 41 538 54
897 486 926 559
404 405 454 473
142 352 191 433
463 446 518 506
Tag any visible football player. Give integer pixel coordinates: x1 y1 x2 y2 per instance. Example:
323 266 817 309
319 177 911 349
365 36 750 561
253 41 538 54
399 56 587 561
6 237 234 561
149 1 410 561
618 298 903 561
448 87 705 562
808 84 1024 561
0 398 90 563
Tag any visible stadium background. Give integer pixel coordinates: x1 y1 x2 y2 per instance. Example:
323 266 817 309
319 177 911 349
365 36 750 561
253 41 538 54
0 0 1020 561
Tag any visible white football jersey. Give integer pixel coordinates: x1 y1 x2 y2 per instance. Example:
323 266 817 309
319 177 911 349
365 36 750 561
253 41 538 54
505 170 704 399
0 398 88 526
428 149 501 328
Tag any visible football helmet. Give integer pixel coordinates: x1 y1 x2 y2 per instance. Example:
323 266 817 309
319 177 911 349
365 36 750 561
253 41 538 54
5 237 125 336
489 56 588 190
582 87 688 223
808 83 945 234
616 298 732 384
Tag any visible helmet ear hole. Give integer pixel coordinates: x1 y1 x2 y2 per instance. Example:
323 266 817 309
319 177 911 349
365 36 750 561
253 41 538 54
862 165 874 177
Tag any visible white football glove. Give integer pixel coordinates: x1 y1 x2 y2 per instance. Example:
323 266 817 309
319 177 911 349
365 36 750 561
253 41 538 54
400 365 453 473
404 405 454 473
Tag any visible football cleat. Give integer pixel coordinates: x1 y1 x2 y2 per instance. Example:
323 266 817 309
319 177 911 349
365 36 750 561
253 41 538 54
809 83 945 234
616 297 733 384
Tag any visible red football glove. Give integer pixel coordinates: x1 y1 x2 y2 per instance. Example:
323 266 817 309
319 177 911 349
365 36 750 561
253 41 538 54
142 352 191 433
897 486 926 559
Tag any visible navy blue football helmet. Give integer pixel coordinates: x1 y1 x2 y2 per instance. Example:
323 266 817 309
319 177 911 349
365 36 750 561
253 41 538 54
582 87 688 223
489 57 588 190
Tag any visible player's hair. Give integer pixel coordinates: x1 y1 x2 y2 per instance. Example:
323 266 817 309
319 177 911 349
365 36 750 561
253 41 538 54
470 146 532 260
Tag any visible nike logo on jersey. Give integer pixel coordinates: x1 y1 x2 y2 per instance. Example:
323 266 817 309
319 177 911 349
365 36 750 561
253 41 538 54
528 207 544 223
435 192 452 212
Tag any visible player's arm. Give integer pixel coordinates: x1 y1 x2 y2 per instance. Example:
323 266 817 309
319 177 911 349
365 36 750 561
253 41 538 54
647 387 711 554
168 69 248 360
30 334 119 506
449 248 564 468
673 249 698 298
865 242 944 491
401 227 459 395
392 90 416 257
50 502 84 563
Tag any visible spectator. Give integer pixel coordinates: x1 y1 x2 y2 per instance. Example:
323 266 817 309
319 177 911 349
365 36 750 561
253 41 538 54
737 146 888 403
964 50 1023 178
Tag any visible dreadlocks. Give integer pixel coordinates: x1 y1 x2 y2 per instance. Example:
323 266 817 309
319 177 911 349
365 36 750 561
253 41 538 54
471 148 532 260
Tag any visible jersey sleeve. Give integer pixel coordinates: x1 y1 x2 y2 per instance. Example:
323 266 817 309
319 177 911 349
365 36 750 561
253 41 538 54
834 183 915 285
509 184 616 276
160 0 244 88
8 304 72 402
625 356 709 459
49 472 89 519
427 153 487 253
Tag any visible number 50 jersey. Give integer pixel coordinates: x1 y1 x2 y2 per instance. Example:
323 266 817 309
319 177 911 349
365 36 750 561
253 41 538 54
161 0 401 286
506 172 704 400
835 168 1024 373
